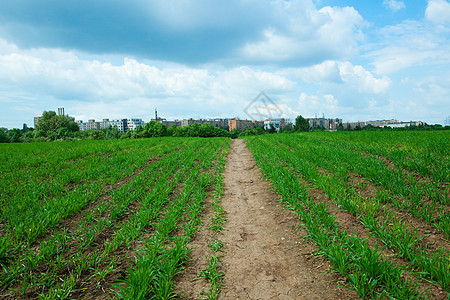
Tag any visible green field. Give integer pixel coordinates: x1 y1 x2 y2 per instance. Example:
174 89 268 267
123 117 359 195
0 131 449 299
245 130 449 298
0 137 230 299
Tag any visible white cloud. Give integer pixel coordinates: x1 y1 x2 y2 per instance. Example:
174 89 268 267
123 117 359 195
240 5 364 65
367 19 450 74
218 66 296 94
297 92 340 118
426 0 450 24
369 46 444 74
284 60 342 83
383 0 406 12
283 60 391 94
338 62 391 94
0 41 297 124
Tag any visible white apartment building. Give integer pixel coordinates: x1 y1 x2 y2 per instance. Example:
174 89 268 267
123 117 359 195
263 118 293 132
109 119 127 132
127 118 145 131
77 119 100 131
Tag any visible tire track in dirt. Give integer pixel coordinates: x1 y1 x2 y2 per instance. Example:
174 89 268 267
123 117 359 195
220 139 357 300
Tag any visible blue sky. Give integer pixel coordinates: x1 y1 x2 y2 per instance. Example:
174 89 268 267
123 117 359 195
0 0 449 128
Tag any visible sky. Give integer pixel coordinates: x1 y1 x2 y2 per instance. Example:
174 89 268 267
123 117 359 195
0 0 449 129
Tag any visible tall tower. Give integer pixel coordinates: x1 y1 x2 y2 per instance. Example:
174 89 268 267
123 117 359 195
58 107 65 116
155 108 158 121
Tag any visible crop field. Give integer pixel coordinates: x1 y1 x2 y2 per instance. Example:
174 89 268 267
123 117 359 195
1 131 449 299
245 131 449 299
0 137 230 299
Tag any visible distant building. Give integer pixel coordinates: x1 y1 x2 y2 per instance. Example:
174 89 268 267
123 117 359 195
34 116 42 128
76 119 100 131
343 121 366 130
57 107 65 116
109 119 128 132
366 119 398 127
99 119 110 130
264 118 293 132
161 120 181 127
180 118 230 128
366 119 425 128
150 116 181 127
307 117 342 131
76 118 137 132
127 118 145 131
228 118 263 131
180 119 196 127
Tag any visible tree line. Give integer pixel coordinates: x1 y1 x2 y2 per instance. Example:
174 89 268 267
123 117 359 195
2 112 446 143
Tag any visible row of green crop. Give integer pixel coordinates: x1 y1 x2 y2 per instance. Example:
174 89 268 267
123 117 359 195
198 141 229 299
246 134 449 298
119 138 230 299
311 131 449 183
276 134 449 236
1 139 195 297
0 139 187 262
0 137 230 299
273 136 449 290
0 139 181 222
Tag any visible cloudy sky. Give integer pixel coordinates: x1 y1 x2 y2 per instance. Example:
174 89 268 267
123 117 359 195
1 0 449 128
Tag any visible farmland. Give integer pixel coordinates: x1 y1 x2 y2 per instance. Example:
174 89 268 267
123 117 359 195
245 130 449 299
0 130 449 299
0 137 230 299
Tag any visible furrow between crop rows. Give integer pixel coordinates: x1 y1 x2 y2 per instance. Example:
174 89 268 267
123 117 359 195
0 138 230 299
246 133 449 299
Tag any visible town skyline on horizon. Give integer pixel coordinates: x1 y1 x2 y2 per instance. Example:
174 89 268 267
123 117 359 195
33 105 428 129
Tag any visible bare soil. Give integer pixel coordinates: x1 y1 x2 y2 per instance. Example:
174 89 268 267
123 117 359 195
217 139 358 299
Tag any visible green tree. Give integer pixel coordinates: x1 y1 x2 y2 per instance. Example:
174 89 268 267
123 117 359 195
7 128 22 143
229 129 239 139
0 128 9 143
187 122 201 137
167 125 177 137
198 123 229 137
35 110 79 138
294 115 310 132
86 129 105 140
103 126 121 139
240 126 266 136
34 130 46 139
279 124 293 133
143 121 167 137
21 131 34 142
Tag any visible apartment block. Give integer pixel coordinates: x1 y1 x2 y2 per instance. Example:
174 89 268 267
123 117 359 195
180 118 230 128
99 119 110 130
161 120 181 127
228 118 263 131
366 120 425 128
150 117 181 127
76 119 100 131
127 118 145 131
109 119 128 132
308 117 343 131
343 121 366 130
264 118 293 132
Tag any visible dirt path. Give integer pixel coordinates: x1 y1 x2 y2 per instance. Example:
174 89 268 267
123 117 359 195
219 139 357 299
